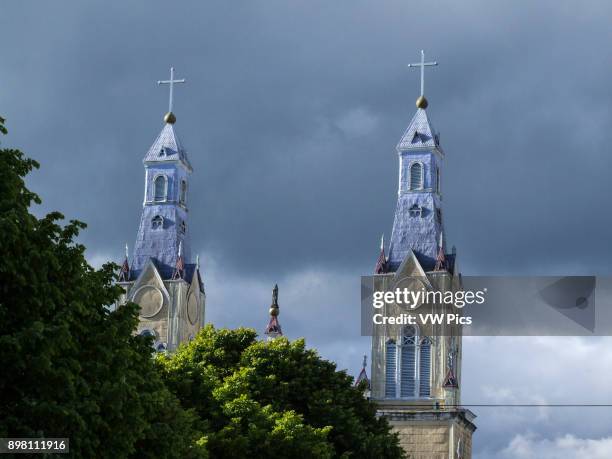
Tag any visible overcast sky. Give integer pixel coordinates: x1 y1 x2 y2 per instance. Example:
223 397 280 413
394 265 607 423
3 1 612 457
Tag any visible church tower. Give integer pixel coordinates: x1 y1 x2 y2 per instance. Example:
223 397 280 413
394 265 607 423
369 51 476 458
118 67 205 352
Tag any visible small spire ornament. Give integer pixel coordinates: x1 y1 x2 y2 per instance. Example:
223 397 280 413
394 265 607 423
158 67 186 124
407 50 438 109
119 242 130 282
265 284 283 339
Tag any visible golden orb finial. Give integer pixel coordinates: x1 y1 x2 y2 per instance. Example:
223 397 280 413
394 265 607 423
164 112 176 124
416 95 428 109
269 306 279 317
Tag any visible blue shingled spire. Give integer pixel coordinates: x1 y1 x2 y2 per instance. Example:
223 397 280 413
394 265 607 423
131 118 193 279
387 107 445 272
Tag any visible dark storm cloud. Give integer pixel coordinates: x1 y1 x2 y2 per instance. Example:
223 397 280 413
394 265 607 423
3 1 612 456
4 0 612 277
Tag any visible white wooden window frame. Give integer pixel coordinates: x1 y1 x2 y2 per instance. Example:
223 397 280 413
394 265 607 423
408 161 425 191
153 174 168 202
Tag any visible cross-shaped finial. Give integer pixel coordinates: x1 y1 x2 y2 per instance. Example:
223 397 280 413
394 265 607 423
158 67 186 114
407 50 438 97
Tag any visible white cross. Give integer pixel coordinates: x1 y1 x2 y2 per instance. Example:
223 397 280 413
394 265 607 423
407 50 438 97
157 67 186 113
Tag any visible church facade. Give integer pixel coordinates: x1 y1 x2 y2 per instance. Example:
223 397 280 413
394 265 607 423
117 69 205 352
368 53 476 458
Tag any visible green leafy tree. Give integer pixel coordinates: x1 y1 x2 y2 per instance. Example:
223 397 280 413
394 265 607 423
0 117 206 458
157 326 405 459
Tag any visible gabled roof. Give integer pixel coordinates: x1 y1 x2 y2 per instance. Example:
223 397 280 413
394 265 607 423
396 108 440 152
143 123 192 170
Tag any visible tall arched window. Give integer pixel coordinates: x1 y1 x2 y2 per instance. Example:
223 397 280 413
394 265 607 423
400 326 417 397
409 162 423 190
436 166 440 194
385 326 431 399
385 339 397 398
419 337 432 397
180 180 187 205
154 175 167 201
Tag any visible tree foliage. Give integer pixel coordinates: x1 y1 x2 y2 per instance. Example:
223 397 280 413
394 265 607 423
0 119 206 458
157 326 405 459
0 116 403 458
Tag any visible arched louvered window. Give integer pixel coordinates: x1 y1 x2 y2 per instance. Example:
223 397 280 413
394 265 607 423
385 326 432 399
400 326 417 397
180 180 187 205
409 162 423 190
385 339 397 398
154 175 167 201
419 337 432 397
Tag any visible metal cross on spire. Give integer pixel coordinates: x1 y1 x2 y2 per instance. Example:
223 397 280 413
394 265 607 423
407 50 438 97
158 67 186 114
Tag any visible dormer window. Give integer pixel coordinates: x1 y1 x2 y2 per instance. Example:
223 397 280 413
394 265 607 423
152 215 163 229
409 162 423 190
409 204 422 217
412 131 430 144
180 220 186 234
154 175 167 201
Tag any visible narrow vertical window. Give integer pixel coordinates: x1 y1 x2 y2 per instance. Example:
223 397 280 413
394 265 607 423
409 163 423 190
400 326 417 397
154 175 167 201
419 337 431 397
385 339 397 398
436 167 440 194
180 180 187 205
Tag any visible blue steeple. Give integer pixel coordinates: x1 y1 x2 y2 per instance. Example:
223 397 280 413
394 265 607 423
131 115 193 279
387 105 445 272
